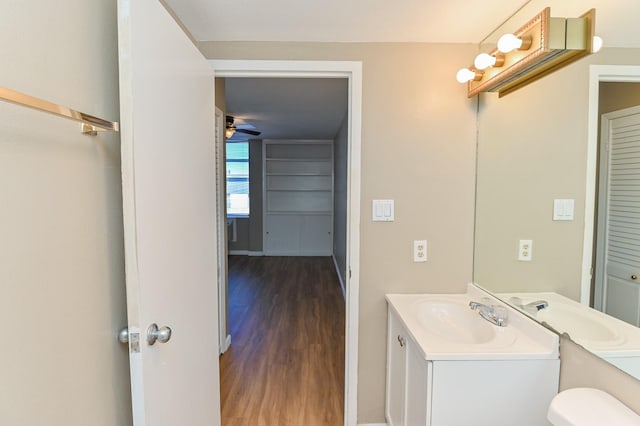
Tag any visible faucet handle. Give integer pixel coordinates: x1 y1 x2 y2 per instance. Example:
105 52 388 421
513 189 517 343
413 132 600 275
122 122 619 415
493 305 509 326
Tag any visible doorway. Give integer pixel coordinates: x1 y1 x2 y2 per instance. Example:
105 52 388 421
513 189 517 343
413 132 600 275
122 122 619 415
211 60 362 426
593 100 640 325
583 67 640 314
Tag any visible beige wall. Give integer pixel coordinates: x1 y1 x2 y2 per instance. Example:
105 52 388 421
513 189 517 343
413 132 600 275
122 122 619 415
0 1 131 425
199 41 479 422
599 82 640 114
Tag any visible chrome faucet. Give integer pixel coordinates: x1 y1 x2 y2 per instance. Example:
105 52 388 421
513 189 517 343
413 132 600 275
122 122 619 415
509 297 549 314
469 300 508 327
524 300 549 311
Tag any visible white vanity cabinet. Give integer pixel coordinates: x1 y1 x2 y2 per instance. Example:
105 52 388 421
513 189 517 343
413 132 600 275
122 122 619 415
386 311 430 426
385 291 560 426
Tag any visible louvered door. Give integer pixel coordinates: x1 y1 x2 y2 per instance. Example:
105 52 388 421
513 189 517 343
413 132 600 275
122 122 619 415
597 105 640 326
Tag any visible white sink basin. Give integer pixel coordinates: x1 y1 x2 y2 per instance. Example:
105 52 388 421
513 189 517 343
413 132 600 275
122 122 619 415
536 303 622 344
415 300 495 344
500 292 630 348
386 285 559 361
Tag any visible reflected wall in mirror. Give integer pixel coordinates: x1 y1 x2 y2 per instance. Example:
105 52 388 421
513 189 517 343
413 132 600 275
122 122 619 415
473 0 640 380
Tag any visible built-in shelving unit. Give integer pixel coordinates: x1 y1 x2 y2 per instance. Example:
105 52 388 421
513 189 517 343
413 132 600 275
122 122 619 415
263 140 333 255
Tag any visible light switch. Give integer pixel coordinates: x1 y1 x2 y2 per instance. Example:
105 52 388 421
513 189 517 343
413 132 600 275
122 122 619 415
372 200 394 222
553 199 575 221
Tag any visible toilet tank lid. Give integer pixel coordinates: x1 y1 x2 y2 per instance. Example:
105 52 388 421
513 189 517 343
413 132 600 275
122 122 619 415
548 388 640 426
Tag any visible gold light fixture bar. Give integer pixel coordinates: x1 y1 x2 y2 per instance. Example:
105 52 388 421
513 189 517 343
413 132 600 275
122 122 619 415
466 8 596 98
0 86 119 135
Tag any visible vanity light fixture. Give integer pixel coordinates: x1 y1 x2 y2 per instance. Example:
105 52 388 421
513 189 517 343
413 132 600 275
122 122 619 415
458 7 597 98
497 34 532 53
592 36 603 53
456 68 483 83
474 52 505 70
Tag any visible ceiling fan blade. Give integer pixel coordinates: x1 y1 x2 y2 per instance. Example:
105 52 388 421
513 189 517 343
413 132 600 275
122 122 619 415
235 128 261 136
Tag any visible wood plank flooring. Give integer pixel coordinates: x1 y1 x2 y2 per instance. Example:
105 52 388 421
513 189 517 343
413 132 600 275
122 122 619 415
220 256 345 426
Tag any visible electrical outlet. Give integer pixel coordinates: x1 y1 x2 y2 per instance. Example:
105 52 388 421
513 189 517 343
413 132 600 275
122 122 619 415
518 239 533 261
414 240 427 262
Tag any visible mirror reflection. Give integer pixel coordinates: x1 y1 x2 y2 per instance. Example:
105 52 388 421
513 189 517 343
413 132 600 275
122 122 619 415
473 0 640 380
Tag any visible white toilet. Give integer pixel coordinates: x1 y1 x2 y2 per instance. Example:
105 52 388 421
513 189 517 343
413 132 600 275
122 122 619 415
548 388 640 425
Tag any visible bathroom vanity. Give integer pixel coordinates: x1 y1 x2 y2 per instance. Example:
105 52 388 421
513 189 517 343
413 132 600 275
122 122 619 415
386 285 560 426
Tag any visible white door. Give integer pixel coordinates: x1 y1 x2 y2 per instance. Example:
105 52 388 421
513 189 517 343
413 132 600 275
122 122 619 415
596 105 640 326
117 1 221 425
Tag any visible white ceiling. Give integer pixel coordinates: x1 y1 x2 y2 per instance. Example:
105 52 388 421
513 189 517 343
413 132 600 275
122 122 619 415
164 0 531 43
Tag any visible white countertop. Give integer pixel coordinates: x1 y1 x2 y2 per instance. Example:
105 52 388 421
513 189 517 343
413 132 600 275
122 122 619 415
386 284 559 361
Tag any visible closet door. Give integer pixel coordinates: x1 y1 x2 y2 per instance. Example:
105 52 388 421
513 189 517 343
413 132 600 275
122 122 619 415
263 141 333 256
597 105 640 326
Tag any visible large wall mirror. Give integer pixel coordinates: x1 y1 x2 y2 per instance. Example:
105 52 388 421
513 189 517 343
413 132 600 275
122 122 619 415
473 0 640 380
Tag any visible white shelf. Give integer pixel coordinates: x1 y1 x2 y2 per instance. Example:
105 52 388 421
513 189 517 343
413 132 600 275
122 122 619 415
266 189 331 192
266 210 332 215
266 157 332 162
266 172 332 176
263 140 334 255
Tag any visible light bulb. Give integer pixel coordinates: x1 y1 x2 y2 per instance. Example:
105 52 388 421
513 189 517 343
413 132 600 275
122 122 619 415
456 68 476 83
497 34 523 53
592 36 603 53
474 53 496 70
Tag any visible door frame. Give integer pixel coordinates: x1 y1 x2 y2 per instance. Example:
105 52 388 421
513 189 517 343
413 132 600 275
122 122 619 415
210 59 362 426
214 107 230 353
582 65 640 305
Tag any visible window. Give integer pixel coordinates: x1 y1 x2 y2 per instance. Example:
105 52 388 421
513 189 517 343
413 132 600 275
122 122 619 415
226 141 249 217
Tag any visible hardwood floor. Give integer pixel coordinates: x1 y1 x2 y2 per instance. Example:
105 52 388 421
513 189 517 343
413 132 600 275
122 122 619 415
220 256 345 426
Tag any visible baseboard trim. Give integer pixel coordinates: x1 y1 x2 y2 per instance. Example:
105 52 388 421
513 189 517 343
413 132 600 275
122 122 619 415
263 251 333 256
228 250 249 256
228 250 265 256
332 254 346 300
358 423 388 426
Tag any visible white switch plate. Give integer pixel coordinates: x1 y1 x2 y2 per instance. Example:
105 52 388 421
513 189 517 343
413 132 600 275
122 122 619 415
553 199 575 221
372 199 394 221
518 239 533 261
414 240 427 262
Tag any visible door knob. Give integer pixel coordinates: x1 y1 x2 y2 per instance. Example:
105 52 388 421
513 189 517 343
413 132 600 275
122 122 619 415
147 323 172 345
118 327 129 344
632 275 638 280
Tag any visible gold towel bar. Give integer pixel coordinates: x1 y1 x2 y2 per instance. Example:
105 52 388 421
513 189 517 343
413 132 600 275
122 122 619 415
0 87 119 135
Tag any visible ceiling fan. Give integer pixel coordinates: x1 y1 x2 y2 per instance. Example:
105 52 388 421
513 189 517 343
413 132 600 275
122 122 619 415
225 115 261 138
